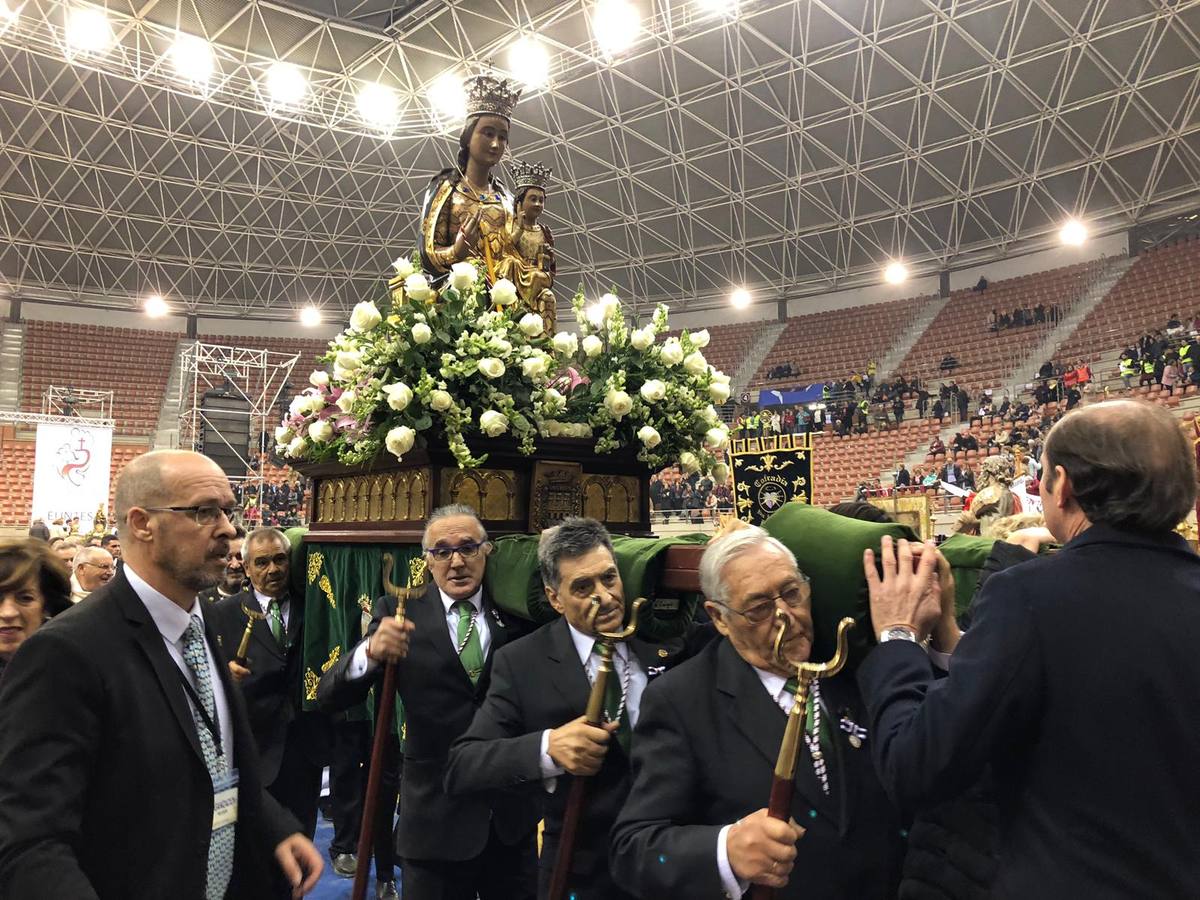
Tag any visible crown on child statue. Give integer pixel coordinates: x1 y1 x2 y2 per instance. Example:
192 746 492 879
509 158 552 191
465 73 523 122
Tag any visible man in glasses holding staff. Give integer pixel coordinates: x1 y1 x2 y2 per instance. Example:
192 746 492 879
317 503 539 900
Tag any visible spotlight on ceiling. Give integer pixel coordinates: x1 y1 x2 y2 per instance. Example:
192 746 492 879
427 72 466 124
1059 218 1087 246
506 35 550 90
0 3 19 35
592 0 640 57
144 294 169 318
265 61 307 108
730 287 751 309
64 6 113 57
884 262 908 284
356 81 399 132
299 305 322 328
170 33 215 87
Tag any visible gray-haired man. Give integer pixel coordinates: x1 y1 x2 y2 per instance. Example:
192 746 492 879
446 517 711 900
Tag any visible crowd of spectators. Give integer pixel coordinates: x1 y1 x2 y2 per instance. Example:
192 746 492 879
648 467 733 522
1117 319 1200 394
987 302 1062 331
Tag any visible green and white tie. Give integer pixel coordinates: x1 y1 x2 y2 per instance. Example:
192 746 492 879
453 600 484 684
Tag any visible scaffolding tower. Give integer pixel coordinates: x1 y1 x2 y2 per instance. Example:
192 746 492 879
42 386 114 422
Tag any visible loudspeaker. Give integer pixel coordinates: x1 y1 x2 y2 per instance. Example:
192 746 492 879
200 394 251 478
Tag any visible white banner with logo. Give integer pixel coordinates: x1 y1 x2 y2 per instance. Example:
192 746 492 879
31 423 114 529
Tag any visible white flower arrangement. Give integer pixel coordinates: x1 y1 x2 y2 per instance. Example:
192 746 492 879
275 256 730 471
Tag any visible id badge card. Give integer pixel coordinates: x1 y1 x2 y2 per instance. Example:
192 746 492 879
212 769 239 831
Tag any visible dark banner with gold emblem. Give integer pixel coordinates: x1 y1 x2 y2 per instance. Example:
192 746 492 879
730 433 814 525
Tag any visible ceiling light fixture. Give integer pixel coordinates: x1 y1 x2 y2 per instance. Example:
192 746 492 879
64 6 113 57
299 305 322 328
592 0 640 57
144 294 169 318
1059 218 1087 246
170 33 215 87
884 262 908 284
0 3 19 36
506 35 550 90
427 72 466 124
357 81 399 132
265 61 307 108
730 287 751 309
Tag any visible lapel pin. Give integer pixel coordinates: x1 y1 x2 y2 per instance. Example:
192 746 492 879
657 648 668 658
647 665 666 677
490 607 505 627
839 715 868 748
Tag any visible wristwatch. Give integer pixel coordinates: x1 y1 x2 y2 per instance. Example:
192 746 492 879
878 625 919 644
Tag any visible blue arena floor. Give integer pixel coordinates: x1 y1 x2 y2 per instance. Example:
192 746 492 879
309 812 398 900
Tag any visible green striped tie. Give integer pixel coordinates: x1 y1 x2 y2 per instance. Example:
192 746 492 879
453 601 484 684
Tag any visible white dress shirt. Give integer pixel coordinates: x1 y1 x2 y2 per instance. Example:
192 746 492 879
537 622 649 789
254 588 290 631
349 585 490 678
125 564 234 766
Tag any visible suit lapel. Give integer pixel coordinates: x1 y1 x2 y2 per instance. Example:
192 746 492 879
546 617 592 713
413 583 474 689
116 575 205 766
235 592 286 663
629 633 684 680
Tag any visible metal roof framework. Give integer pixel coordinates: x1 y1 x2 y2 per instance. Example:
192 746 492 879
1 0 1199 320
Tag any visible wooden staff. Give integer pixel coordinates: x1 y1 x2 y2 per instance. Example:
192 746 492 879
547 596 648 900
750 616 854 900
232 605 265 667
352 557 422 900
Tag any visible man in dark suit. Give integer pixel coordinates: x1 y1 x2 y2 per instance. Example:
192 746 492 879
894 463 911 488
210 527 329 839
317 504 537 900
445 517 707 899
858 400 1200 898
611 525 905 899
198 524 245 604
0 449 322 899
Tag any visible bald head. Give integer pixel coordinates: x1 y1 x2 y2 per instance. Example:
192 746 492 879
1044 399 1196 533
116 450 220 528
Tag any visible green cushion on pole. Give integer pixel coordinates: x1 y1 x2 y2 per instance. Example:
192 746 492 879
761 504 919 662
938 533 999 617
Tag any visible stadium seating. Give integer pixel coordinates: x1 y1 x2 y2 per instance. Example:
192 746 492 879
20 322 179 436
807 418 945 506
661 320 774 383
750 295 930 389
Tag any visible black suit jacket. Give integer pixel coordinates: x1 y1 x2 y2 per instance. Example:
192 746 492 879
444 617 706 898
895 469 912 487
209 590 329 784
316 582 538 861
611 638 904 899
0 570 298 899
857 524 1200 898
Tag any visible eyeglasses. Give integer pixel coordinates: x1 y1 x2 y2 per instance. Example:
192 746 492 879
424 541 489 562
144 506 236 526
715 574 811 626
79 562 115 573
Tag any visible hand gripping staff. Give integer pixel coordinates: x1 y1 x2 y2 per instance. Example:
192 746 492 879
749 614 854 900
547 596 648 900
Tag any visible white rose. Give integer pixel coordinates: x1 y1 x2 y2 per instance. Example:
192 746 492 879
582 335 604 358
637 425 662 448
630 327 654 351
392 256 415 278
309 370 330 388
385 425 416 459
569 423 593 438
599 292 621 315
640 379 667 403
679 451 700 473
490 278 518 306
334 349 362 372
518 313 544 337
712 462 730 482
350 301 382 333
709 380 731 404
288 395 308 418
308 419 334 443
542 420 564 437
711 369 731 385
542 387 566 411
479 410 510 437
274 424 293 444
660 337 684 367
701 405 721 426
411 322 433 344
552 332 578 356
449 261 478 292
286 435 308 458
478 357 506 379
489 337 513 357
522 354 550 379
383 382 412 411
404 273 431 301
604 389 633 420
704 426 730 450
429 389 453 411
690 328 711 349
683 351 708 376
335 390 356 413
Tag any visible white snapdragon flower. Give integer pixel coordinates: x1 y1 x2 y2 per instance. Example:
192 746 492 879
308 419 334 443
385 425 416 459
335 390 356 413
604 389 633 419
490 278 519 306
479 410 510 437
478 357 506 379
518 313 544 337
582 335 604 358
429 389 453 411
411 322 433 344
382 382 413 411
449 261 478 292
392 257 415 278
542 387 566 412
350 301 382 333
690 328 711 349
552 332 578 356
309 370 330 389
683 351 708 376
630 327 654 351
640 379 667 403
659 337 684 367
404 273 432 302
637 425 662 448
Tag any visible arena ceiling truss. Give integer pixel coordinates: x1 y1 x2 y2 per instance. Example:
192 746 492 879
1 0 1199 320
